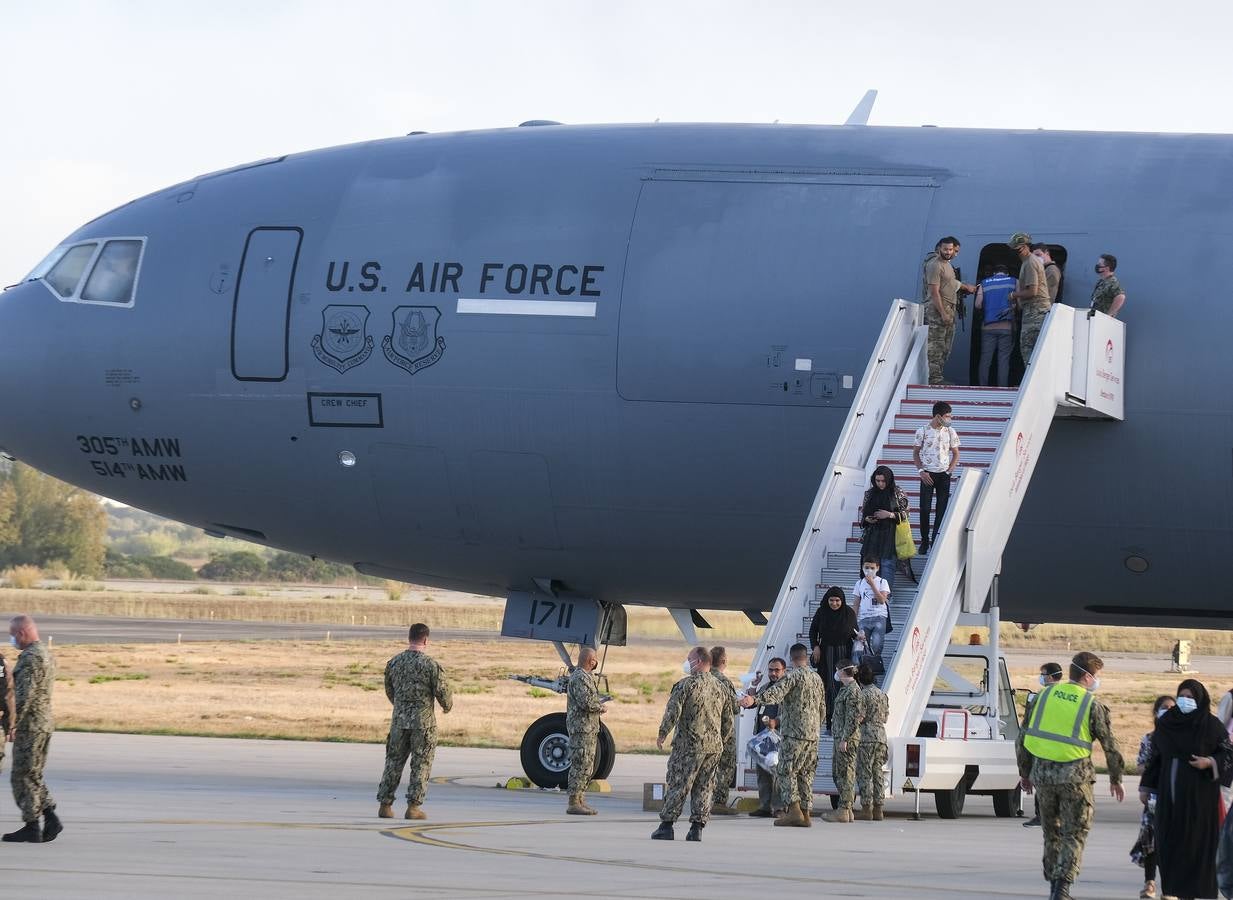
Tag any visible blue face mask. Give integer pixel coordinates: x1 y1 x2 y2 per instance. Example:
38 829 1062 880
1176 696 1197 714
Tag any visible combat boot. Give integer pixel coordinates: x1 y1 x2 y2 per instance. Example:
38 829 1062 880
685 821 704 842
858 803 874 821
405 804 427 820
709 801 737 816
872 804 884 821
801 806 812 827
566 795 596 815
650 821 674 840
2 821 42 843
378 802 394 819
823 806 853 823
773 802 807 827
42 807 63 842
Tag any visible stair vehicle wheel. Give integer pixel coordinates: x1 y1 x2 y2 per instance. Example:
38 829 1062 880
992 784 1022 818
934 778 968 819
593 723 616 780
520 713 571 789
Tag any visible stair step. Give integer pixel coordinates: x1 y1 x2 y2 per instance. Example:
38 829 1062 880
880 445 997 463
905 384 1018 402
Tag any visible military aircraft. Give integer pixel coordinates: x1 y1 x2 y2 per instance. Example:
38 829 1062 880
1 111 1229 783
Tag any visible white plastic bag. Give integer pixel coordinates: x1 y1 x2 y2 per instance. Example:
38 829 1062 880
747 729 781 773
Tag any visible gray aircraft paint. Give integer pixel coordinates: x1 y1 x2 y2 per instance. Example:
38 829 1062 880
0 123 1228 628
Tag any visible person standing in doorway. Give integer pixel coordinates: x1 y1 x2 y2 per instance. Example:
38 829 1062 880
1032 244 1062 304
1018 652 1125 900
922 236 977 385
913 401 961 555
975 264 1017 387
1008 233 1053 365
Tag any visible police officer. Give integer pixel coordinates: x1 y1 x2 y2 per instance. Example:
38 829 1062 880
376 623 453 821
1022 662 1064 828
3 615 61 843
1018 652 1125 900
565 646 605 815
652 646 726 842
740 642 825 827
708 646 740 816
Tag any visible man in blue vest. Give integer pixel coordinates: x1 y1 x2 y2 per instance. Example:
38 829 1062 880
1017 652 1125 900
974 264 1017 386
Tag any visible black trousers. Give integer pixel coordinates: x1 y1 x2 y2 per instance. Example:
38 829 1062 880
919 470 952 547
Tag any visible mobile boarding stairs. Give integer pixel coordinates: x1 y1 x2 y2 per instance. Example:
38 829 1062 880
739 299 1125 818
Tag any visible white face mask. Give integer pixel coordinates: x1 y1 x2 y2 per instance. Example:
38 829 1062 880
1176 696 1197 714
1155 707 1170 719
1038 675 1048 687
8 636 16 648
941 415 953 426
863 567 877 576
682 659 693 675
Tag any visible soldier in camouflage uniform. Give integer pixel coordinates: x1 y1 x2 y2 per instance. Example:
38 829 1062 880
565 646 605 815
1090 254 1126 317
1008 232 1053 365
741 642 824 827
0 646 13 779
708 646 740 815
652 646 726 842
855 662 889 820
825 659 864 823
1017 652 1125 900
3 615 61 844
922 237 977 385
377 623 453 821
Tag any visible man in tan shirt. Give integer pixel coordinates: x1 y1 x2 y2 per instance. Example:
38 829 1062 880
921 236 976 384
1009 233 1052 365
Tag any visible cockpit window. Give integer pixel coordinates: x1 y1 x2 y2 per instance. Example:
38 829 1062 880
44 243 98 298
82 239 142 304
32 236 145 306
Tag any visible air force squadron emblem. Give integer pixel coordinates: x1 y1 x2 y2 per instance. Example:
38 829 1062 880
312 305 374 373
382 305 447 375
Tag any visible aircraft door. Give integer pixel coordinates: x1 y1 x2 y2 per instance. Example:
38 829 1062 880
231 226 303 381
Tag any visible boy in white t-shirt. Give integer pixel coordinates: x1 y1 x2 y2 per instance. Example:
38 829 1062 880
852 557 890 666
912 400 961 555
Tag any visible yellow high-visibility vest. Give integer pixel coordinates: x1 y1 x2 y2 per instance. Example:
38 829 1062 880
1022 682 1094 762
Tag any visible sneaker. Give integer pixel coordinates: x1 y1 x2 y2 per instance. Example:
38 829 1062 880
1139 880 1156 899
1022 815 1041 827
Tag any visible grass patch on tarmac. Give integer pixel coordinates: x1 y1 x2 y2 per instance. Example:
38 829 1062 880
39 637 1212 765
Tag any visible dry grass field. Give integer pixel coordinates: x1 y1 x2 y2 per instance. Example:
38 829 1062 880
43 636 1221 771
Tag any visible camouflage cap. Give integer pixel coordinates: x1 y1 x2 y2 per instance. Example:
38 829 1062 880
1007 232 1033 248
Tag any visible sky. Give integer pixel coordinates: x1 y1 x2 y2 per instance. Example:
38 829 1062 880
2 0 1231 283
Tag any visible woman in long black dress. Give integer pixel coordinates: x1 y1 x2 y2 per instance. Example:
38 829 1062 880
809 585 857 732
860 465 909 598
1139 679 1233 900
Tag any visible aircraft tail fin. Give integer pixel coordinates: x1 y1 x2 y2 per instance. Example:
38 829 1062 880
843 89 878 126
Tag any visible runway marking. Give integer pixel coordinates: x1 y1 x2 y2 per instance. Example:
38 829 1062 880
383 819 1045 896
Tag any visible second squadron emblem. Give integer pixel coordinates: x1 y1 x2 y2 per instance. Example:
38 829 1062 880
382 305 447 375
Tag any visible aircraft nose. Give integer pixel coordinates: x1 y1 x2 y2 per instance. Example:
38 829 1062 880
0 281 47 460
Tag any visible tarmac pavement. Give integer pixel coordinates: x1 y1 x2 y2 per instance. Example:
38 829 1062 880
0 733 1150 899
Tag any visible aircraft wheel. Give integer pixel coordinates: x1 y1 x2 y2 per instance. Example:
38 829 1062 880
520 713 571 789
992 785 1022 818
934 779 968 819
594 723 616 780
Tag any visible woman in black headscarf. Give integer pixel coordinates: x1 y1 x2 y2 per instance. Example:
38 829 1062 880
809 586 857 732
1139 679 1233 900
860 465 910 597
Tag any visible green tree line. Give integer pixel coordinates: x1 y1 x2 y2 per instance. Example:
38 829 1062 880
0 462 107 576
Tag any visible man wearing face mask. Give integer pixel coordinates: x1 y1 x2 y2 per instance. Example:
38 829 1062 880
1090 254 1126 318
565 646 606 816
1018 652 1125 900
1022 662 1065 828
740 643 825 827
653 646 727 841
913 401 961 555
3 616 60 844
